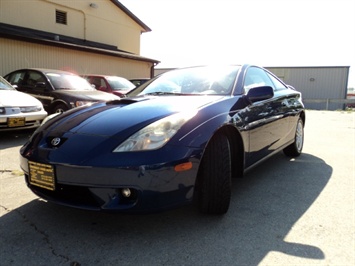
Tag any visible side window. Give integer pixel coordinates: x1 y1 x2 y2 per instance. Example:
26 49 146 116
6 71 25 86
24 71 45 88
98 78 106 88
267 73 287 91
243 67 274 93
91 77 106 89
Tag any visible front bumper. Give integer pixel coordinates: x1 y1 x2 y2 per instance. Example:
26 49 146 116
20 155 199 213
0 111 47 131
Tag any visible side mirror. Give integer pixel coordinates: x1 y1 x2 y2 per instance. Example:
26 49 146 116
246 86 274 103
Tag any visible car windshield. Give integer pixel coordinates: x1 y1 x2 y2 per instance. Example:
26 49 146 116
129 66 240 97
0 76 16 90
107 77 135 91
46 73 95 90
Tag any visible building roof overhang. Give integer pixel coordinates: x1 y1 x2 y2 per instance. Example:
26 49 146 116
111 0 152 32
0 23 159 65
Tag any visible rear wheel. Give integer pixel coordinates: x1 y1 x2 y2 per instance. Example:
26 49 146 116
283 118 304 157
198 133 232 214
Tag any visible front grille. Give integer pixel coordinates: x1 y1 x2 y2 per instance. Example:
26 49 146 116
31 182 101 208
25 175 139 211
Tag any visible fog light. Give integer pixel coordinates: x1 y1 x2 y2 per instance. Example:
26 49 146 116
121 188 131 198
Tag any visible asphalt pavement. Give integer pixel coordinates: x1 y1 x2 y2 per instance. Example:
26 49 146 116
0 110 354 266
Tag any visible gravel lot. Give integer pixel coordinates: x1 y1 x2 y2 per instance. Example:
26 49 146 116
0 110 354 265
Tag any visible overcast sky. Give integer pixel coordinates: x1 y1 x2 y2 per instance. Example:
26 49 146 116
120 0 355 88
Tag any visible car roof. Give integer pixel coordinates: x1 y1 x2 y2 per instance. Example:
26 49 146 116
82 74 127 79
12 68 79 76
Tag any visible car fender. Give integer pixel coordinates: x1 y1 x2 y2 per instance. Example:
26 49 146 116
176 106 245 156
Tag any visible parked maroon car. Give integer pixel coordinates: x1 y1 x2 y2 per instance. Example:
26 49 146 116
347 93 355 108
82 75 135 97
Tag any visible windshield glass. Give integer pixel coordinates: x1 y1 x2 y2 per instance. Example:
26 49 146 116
0 76 16 90
129 65 240 97
47 73 95 90
107 77 135 91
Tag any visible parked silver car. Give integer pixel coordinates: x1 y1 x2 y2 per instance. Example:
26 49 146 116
0 76 47 131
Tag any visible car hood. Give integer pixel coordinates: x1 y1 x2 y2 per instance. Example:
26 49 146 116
32 95 227 165
0 90 43 107
46 95 225 137
53 90 120 101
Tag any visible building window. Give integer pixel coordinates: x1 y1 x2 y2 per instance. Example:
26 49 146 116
56 10 67 25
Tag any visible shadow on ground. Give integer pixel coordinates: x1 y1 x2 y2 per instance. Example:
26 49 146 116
0 129 35 149
0 153 331 265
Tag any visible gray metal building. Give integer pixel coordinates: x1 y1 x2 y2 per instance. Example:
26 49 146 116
155 66 350 110
266 66 350 110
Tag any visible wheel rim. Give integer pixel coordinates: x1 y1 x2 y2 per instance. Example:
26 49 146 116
295 120 304 151
54 105 66 113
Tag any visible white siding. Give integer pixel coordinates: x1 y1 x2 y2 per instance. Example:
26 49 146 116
0 39 152 79
0 0 144 54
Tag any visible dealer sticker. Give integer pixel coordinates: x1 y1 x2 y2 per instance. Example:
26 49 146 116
29 161 55 191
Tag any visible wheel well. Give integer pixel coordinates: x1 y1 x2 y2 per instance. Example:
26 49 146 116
197 126 244 180
219 126 244 178
300 111 306 126
194 125 244 198
51 101 68 113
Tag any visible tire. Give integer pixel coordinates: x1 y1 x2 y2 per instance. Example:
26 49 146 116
198 133 232 214
283 118 304 157
52 103 68 114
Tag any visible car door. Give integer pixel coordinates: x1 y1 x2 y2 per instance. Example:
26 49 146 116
241 66 290 166
266 71 304 145
21 70 54 110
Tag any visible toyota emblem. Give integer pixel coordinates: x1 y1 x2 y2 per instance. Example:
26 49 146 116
51 137 61 146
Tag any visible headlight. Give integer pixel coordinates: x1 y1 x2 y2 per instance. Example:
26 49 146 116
74 101 93 107
113 110 197 152
20 106 42 113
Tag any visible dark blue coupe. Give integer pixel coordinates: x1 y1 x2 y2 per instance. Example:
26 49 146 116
20 65 305 214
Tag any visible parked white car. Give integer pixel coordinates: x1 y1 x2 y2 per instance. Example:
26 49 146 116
0 76 47 131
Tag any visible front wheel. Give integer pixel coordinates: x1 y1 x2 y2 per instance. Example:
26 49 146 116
197 133 232 214
283 118 304 157
52 103 68 114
